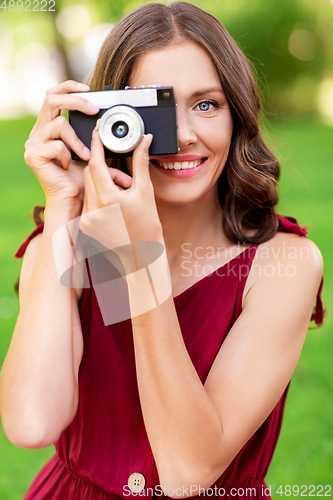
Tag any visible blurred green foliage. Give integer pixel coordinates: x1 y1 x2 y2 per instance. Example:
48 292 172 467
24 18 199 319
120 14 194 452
0 114 332 499
0 0 332 498
1 0 333 116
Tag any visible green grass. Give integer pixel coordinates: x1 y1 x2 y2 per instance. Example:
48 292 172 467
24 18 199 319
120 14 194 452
0 116 332 498
263 118 333 491
0 117 55 498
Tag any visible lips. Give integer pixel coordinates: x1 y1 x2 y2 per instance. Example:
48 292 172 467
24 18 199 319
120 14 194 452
150 156 207 170
152 159 205 170
151 158 208 178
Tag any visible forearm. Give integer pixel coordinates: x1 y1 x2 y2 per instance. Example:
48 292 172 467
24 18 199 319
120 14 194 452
123 239 225 491
0 203 81 446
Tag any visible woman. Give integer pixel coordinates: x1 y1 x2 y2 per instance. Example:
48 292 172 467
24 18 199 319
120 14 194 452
0 2 324 499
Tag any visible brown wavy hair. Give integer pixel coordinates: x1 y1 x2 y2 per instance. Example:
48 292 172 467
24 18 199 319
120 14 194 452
88 1 280 244
26 3 323 324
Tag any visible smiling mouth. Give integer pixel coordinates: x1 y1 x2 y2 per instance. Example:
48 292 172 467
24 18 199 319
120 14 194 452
151 158 207 170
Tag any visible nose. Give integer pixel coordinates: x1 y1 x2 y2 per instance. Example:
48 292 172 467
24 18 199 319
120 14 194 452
176 105 197 150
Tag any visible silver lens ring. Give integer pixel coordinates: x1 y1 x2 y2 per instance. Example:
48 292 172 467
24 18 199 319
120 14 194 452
98 105 145 153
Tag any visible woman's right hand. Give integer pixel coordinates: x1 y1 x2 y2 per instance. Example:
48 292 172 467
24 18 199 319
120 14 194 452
24 80 100 208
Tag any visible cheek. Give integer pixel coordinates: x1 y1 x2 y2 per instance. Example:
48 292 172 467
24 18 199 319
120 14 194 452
202 120 233 153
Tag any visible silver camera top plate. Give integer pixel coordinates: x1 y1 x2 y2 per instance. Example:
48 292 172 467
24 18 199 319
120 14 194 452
71 88 158 109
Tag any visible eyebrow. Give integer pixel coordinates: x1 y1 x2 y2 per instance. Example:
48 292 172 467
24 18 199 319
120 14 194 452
191 87 225 98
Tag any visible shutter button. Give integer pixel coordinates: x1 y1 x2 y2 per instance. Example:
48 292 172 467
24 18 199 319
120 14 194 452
128 472 145 493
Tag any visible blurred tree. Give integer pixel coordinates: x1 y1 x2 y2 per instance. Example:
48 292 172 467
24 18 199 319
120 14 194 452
0 0 332 117
193 0 333 115
50 1 73 80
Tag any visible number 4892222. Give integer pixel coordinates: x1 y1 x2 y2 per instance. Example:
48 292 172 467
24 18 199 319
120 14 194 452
0 0 55 11
276 485 332 497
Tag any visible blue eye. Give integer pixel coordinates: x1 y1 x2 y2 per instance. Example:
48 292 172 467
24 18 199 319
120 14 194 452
198 101 212 111
197 100 219 112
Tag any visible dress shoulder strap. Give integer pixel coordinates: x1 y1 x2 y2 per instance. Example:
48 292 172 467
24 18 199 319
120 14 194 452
14 222 44 259
13 216 324 326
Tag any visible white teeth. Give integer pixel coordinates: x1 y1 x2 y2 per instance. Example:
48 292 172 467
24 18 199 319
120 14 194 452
155 160 203 170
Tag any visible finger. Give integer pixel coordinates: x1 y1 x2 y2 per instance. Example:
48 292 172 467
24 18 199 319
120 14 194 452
31 80 90 139
31 93 99 138
25 140 71 170
109 168 133 189
131 134 153 189
46 80 90 96
27 115 91 162
83 165 98 211
88 128 119 198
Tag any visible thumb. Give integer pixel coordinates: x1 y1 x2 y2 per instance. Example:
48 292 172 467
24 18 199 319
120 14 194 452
132 134 153 189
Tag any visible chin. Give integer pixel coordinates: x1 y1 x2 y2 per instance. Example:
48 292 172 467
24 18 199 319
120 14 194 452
154 188 206 207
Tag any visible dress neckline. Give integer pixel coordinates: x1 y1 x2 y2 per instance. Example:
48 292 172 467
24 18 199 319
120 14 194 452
173 244 258 302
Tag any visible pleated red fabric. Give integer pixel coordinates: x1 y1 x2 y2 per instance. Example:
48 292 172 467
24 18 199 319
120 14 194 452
13 215 323 500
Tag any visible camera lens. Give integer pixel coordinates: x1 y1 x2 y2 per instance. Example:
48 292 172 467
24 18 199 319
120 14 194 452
112 121 128 138
97 106 144 153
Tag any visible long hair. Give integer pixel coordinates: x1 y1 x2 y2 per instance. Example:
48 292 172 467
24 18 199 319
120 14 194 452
89 1 280 244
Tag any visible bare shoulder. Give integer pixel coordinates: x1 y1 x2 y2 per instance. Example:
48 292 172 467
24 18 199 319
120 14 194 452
205 232 324 462
243 232 323 308
256 231 323 269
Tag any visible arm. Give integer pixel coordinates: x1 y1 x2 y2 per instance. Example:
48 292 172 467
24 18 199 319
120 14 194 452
127 234 323 496
0 80 102 448
0 204 84 448
0 79 133 448
79 127 323 496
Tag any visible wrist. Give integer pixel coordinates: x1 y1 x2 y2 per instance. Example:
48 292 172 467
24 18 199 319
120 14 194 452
126 240 172 318
44 200 82 226
41 203 82 287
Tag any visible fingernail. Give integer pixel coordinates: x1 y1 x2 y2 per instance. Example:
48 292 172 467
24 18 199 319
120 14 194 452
78 83 90 90
87 102 100 112
145 133 153 147
83 146 91 158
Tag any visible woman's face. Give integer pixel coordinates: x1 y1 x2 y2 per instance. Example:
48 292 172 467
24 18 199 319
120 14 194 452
125 40 233 206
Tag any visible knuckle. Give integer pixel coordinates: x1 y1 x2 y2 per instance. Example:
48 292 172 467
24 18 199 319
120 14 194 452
24 145 37 167
56 115 68 127
45 86 56 96
24 140 34 165
24 149 31 165
66 79 78 86
46 80 73 95
44 94 54 107
55 141 65 155
24 138 31 151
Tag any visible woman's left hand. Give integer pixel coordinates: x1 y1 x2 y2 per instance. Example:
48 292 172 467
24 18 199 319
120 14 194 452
79 129 163 250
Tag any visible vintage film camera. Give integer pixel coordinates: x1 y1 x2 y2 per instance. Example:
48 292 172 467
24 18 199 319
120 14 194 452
69 86 178 160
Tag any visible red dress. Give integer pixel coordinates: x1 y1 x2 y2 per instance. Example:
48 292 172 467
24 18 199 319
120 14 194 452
14 215 324 500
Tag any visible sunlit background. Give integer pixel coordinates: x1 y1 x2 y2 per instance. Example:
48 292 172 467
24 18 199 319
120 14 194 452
0 0 333 121
0 0 332 498
0 3 112 117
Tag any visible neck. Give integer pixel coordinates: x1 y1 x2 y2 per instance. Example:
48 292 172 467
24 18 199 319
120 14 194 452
156 192 230 267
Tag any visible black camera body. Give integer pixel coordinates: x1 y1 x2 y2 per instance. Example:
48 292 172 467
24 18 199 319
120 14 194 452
69 86 178 160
